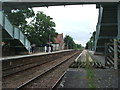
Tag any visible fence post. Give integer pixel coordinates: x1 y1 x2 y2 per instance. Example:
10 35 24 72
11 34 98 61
105 43 108 67
114 39 118 69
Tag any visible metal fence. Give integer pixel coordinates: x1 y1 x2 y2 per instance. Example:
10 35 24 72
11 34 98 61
33 47 45 53
105 43 114 68
105 39 120 69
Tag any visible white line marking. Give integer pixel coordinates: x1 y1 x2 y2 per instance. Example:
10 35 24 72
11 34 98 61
75 52 83 62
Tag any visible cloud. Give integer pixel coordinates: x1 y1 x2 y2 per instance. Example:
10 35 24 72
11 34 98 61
33 4 98 47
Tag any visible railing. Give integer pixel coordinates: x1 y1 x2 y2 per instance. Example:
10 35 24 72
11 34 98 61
97 5 103 37
14 27 19 39
95 6 103 51
0 11 2 26
4 14 14 37
105 43 114 68
0 11 30 52
105 39 120 69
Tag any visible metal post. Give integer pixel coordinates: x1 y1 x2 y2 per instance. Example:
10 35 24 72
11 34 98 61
19 30 20 39
13 26 14 38
114 39 118 69
105 43 108 67
0 2 2 90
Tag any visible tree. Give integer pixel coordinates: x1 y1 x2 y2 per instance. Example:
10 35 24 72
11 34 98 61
6 8 35 32
27 11 58 45
76 44 82 49
85 41 89 49
64 35 76 49
85 31 96 50
6 9 58 45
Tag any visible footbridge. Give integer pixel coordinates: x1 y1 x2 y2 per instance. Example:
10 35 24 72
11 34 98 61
0 11 30 55
95 3 119 53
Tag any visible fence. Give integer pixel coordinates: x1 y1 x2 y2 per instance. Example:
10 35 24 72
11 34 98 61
105 39 120 69
33 47 45 53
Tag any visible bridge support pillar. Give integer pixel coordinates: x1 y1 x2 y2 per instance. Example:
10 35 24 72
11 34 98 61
118 2 120 39
0 2 2 90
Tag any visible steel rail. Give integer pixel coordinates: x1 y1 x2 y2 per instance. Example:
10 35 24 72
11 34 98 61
3 60 52 77
15 52 79 90
51 71 66 90
3 51 75 77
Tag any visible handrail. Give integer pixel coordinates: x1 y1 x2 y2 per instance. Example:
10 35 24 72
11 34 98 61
95 5 103 51
97 5 103 37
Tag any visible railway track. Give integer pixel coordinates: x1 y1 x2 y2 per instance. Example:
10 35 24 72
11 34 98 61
3 51 75 77
3 59 56 77
52 71 66 90
3 50 81 89
15 51 80 89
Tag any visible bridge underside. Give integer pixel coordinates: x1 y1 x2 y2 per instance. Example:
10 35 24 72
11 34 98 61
95 3 119 53
2 2 118 11
2 28 28 56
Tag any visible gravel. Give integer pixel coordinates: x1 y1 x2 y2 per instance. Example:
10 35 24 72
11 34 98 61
21 52 80 89
3 51 79 89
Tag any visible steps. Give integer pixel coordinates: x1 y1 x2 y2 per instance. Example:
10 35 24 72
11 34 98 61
95 5 117 53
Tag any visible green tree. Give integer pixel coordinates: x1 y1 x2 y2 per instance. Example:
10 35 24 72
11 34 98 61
85 31 96 50
64 35 76 49
85 41 89 49
6 8 35 32
76 44 82 49
27 11 58 45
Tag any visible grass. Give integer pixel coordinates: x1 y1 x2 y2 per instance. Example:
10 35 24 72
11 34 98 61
85 51 96 88
69 50 96 88
86 67 96 88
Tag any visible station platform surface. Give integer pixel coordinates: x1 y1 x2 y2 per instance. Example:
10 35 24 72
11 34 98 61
58 50 118 88
0 49 73 60
58 68 118 88
88 51 105 66
58 68 88 88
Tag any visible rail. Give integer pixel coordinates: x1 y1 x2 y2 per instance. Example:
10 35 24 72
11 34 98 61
2 50 75 77
14 52 78 89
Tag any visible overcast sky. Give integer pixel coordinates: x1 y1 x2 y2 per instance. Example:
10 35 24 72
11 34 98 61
32 4 99 47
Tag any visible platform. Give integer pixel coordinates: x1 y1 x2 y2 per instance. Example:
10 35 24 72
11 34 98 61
58 68 88 88
0 49 73 61
88 51 105 66
57 50 118 88
58 68 118 88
